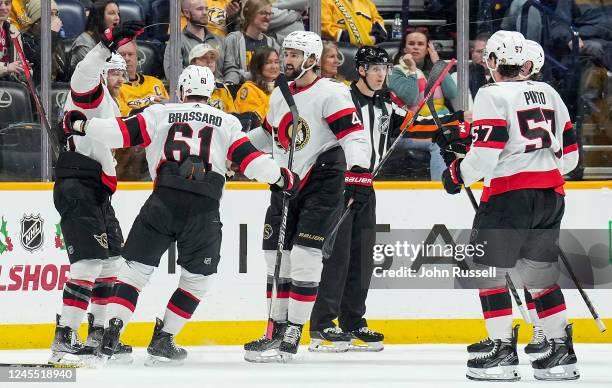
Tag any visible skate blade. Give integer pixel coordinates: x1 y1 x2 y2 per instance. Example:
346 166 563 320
279 351 295 363
48 352 86 367
244 349 281 363
308 339 350 353
466 365 521 381
107 352 134 365
348 340 383 352
534 364 580 381
144 354 185 367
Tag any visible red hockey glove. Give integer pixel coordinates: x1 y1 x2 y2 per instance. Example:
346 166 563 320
101 21 145 52
441 158 463 195
344 166 374 210
273 167 300 198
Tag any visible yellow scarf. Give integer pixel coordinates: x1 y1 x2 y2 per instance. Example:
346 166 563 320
333 0 374 46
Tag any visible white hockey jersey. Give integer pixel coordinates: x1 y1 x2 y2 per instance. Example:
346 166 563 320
81 102 281 185
460 80 579 200
63 43 121 192
247 78 370 182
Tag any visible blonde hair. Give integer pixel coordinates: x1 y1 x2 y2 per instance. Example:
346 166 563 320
241 0 273 32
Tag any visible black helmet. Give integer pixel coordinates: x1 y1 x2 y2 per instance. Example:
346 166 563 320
355 46 391 69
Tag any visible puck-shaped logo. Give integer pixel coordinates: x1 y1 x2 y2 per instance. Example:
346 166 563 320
274 113 310 152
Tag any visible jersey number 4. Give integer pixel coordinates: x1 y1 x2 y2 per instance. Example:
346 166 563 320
517 108 556 153
164 123 213 170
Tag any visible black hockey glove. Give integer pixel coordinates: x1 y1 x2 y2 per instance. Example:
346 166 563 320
433 122 472 167
344 166 374 210
441 158 463 195
230 111 261 132
273 167 300 199
63 110 88 138
101 21 145 52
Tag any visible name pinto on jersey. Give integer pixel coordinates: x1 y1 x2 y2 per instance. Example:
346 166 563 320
168 111 223 127
524 90 546 105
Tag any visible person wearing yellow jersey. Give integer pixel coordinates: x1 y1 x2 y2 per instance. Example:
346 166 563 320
117 41 169 116
189 42 236 113
8 0 29 30
234 46 279 122
321 0 387 46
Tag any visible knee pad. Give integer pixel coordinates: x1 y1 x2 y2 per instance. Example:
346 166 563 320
178 268 214 300
69 259 103 283
264 250 291 278
289 245 323 283
97 256 124 279
117 260 154 291
517 259 560 289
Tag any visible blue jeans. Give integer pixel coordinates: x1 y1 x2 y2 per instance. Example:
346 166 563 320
396 138 445 181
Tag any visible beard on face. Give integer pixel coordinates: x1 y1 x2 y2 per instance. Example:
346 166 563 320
284 64 299 80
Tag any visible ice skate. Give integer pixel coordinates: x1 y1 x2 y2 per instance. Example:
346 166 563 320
309 327 351 353
48 321 89 366
466 325 520 381
85 313 133 364
99 317 124 363
244 321 286 363
524 325 550 360
145 318 187 366
467 337 494 358
278 322 303 363
532 324 580 381
348 327 384 352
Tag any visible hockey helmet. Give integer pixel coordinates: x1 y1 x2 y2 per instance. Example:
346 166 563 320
177 65 215 102
484 30 527 70
525 40 545 76
102 53 127 82
282 31 323 79
355 46 391 70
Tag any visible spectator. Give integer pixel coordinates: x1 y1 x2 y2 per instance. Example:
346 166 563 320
320 40 349 84
388 28 457 180
222 0 280 84
0 0 23 80
234 46 279 121
70 0 120 71
321 0 387 46
81 0 94 18
189 42 237 112
207 0 241 37
20 0 63 84
268 0 308 44
8 0 29 30
117 41 169 116
163 0 225 80
450 32 489 110
500 0 543 42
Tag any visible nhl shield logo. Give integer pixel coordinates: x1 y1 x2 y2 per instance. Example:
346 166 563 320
20 214 44 252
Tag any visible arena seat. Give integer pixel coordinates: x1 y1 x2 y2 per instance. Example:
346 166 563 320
56 0 86 39
118 0 145 24
0 81 34 126
136 41 165 79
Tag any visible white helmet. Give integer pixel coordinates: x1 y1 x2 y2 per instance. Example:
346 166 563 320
282 31 323 79
485 30 527 70
525 40 545 76
102 53 127 82
177 65 215 102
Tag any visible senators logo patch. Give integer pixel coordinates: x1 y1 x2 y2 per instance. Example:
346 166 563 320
263 224 273 240
273 113 310 152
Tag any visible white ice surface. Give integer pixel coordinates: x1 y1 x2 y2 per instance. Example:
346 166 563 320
1 344 611 388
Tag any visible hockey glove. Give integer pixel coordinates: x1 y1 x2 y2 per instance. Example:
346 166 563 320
101 21 145 52
344 166 374 210
273 167 300 199
63 110 88 138
433 122 472 166
441 158 463 195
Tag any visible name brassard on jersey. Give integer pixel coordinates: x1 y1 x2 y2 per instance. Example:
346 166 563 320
168 111 223 127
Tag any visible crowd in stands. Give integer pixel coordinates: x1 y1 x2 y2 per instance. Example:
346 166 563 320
1 0 611 181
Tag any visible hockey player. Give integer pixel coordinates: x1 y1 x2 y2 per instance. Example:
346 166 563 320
64 65 299 366
464 38 550 362
50 21 144 365
243 30 371 362
439 30 579 381
309 46 405 352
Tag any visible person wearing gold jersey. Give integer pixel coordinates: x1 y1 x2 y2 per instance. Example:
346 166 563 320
321 0 387 46
117 41 169 116
189 42 236 113
234 46 279 122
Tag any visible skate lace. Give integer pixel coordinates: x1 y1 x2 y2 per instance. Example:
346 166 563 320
529 326 545 344
284 325 301 345
358 327 376 335
473 340 499 360
324 327 344 334
533 339 556 361
476 337 491 345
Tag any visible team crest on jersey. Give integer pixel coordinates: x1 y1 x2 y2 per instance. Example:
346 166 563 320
94 233 109 249
263 224 273 240
274 113 311 152
209 98 223 110
208 7 227 29
20 214 44 252
240 88 248 100
378 114 390 135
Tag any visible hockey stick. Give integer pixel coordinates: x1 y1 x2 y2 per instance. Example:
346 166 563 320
0 363 81 368
424 83 531 324
322 59 457 260
265 73 300 340
11 36 62 159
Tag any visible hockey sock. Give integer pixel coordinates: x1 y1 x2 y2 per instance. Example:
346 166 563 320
162 288 201 335
524 287 540 326
530 285 568 339
106 281 140 330
479 287 513 340
288 280 318 325
267 275 290 322
60 279 93 330
89 277 116 327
